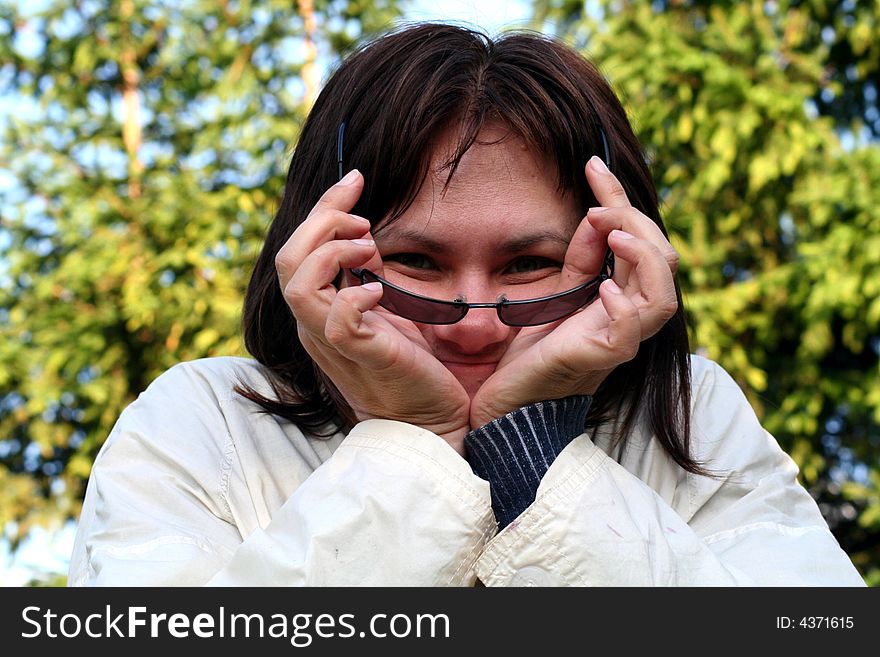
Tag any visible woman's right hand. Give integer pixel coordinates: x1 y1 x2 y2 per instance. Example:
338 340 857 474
275 170 472 453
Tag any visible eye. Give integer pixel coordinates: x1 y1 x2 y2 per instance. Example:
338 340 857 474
383 253 437 271
504 256 561 275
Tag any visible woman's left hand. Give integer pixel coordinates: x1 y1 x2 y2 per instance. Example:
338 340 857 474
468 156 680 429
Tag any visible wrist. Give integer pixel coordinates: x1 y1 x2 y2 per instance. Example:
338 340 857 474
470 370 609 428
465 395 592 527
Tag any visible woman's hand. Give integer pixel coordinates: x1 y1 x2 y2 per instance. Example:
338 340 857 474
468 157 679 429
275 171 472 452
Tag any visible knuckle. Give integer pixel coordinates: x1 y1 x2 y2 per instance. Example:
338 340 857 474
665 247 680 272
310 239 345 265
621 328 642 362
324 318 347 347
282 277 309 307
623 207 643 222
303 205 329 226
296 323 311 344
656 286 679 316
274 249 292 276
610 183 629 202
324 290 361 346
607 332 638 362
314 192 336 209
616 320 641 357
311 240 334 258
623 341 639 361
312 207 345 224
306 203 347 228
660 297 679 320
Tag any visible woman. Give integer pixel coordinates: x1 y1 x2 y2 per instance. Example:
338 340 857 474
69 24 863 586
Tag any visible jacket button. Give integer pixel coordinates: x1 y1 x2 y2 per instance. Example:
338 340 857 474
510 566 555 587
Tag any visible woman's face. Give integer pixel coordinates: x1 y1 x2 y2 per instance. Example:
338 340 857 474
368 125 592 398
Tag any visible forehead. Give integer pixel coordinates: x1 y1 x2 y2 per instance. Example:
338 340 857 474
374 126 582 248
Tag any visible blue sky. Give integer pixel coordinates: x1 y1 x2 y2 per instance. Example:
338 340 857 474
408 0 530 31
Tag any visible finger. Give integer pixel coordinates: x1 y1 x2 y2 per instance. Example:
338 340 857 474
558 213 608 291
324 282 391 361
607 230 678 339
595 278 641 365
275 171 368 287
585 156 631 208
310 168 364 218
550 277 641 380
581 155 634 288
587 206 679 274
277 212 371 288
340 240 386 289
283 238 378 330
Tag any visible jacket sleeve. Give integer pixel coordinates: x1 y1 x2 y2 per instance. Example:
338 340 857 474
68 362 494 586
471 358 865 586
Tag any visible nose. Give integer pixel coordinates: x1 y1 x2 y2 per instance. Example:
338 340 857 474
430 279 514 356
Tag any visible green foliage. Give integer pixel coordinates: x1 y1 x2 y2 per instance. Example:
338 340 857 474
535 0 880 582
0 0 401 563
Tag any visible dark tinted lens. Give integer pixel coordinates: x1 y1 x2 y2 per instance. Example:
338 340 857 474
499 279 602 326
360 270 468 325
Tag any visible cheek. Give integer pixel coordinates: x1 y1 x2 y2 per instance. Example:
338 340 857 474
380 268 457 301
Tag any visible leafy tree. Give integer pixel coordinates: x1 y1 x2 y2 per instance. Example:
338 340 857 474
0 0 401 557
533 0 880 583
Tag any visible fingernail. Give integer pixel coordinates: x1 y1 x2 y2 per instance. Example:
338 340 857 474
339 169 360 185
605 279 622 294
590 156 610 174
352 238 374 247
363 282 382 292
351 214 371 226
588 206 608 214
611 229 635 240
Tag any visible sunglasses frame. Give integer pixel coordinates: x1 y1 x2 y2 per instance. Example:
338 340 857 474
349 249 614 326
337 120 617 327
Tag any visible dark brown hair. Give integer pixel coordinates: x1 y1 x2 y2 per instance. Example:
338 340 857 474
235 23 705 475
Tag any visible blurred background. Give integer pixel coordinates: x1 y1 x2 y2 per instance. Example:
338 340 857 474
1 0 878 586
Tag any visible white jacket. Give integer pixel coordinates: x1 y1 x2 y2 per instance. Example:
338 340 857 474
68 354 864 586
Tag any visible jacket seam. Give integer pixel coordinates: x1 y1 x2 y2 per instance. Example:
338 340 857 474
95 534 221 558
477 510 586 585
476 450 606 585
702 520 830 545
217 430 236 524
447 520 497 585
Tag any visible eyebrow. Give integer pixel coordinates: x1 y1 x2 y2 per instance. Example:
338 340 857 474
375 228 572 255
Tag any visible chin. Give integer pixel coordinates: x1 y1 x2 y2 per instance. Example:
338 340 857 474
463 380 482 401
442 362 497 399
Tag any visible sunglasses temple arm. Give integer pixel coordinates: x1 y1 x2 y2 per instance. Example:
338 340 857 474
605 249 615 278
337 122 346 182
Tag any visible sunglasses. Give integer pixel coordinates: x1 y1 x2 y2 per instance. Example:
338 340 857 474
350 250 614 326
337 122 616 327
